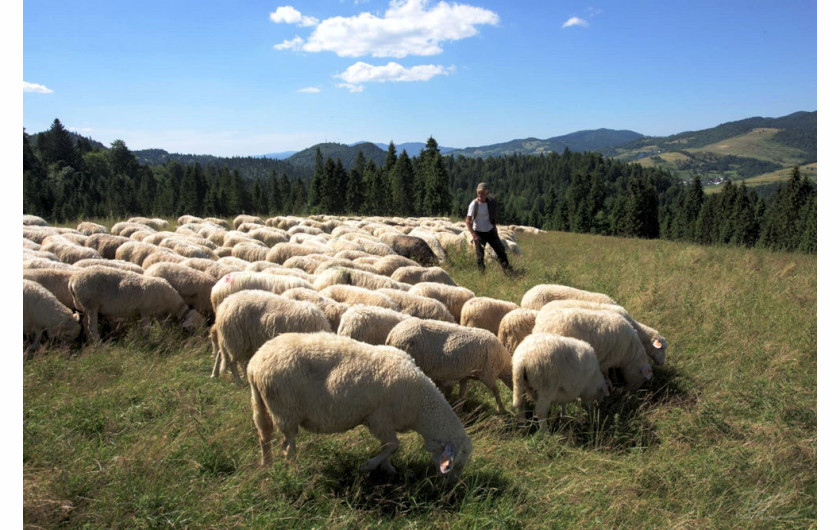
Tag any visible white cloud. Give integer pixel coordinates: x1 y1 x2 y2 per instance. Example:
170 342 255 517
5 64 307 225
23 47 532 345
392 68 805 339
23 81 53 94
276 0 499 58
270 6 318 27
335 61 453 91
297 86 321 93
562 16 589 28
274 36 304 51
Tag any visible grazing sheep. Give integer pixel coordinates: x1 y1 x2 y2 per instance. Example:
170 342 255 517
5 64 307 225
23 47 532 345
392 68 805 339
377 233 438 265
141 251 187 269
40 236 103 265
337 304 414 345
390 266 457 286
266 242 332 265
312 259 380 276
247 332 472 478
520 284 617 310
233 214 264 229
407 283 475 323
280 287 348 331
84 233 131 260
248 227 290 247
497 308 538 355
76 221 109 235
115 240 170 266
23 214 49 226
313 266 407 291
231 242 270 262
74 259 144 274
127 217 170 231
23 268 78 310
532 306 653 391
69 266 205 342
538 299 667 365
23 279 81 354
372 254 421 276
511 333 610 431
376 288 455 322
210 290 330 381
210 271 314 311
385 318 512 412
320 284 399 311
459 296 519 335
144 262 216 316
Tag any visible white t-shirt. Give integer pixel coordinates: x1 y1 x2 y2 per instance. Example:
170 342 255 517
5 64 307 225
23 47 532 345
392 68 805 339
468 200 494 232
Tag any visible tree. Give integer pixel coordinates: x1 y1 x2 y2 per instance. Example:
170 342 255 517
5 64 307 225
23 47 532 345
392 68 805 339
346 151 367 214
309 148 325 211
390 150 415 216
38 118 79 169
418 137 451 215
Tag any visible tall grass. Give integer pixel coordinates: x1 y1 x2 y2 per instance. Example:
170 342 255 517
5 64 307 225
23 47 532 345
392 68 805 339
23 230 816 527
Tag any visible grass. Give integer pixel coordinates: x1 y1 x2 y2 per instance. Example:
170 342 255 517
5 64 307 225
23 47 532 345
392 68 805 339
23 229 817 528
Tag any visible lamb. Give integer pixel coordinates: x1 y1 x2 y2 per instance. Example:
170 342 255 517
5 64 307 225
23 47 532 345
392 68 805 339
23 279 81 354
376 288 455 322
532 306 653 391
511 333 610 431
68 265 205 342
390 266 457 286
520 283 617 310
144 262 216 316
247 332 472 478
210 290 330 381
497 308 539 355
337 304 414 345
459 296 519 336
385 318 512 412
407 283 475 323
538 299 667 365
210 271 314 311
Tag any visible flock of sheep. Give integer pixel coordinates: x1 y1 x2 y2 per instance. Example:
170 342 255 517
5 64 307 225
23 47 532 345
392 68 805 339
22 212 667 481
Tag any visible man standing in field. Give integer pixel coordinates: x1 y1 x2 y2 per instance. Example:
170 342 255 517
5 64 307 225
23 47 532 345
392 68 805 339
465 182 511 272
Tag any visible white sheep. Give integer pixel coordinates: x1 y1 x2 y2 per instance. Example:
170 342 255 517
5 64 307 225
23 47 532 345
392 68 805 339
247 332 472 478
532 306 653 391
280 287 349 331
372 254 421 276
313 266 407 291
23 268 78 310
83 233 131 260
210 290 330 381
385 318 512 412
497 308 539 355
407 282 475 323
210 271 314 311
538 299 667 365
336 304 413 345
459 296 519 335
390 266 457 286
40 235 103 265
69 265 205 342
266 242 332 265
319 284 399 311
511 333 610 431
144 262 217 316
520 283 617 310
23 279 81 354
376 288 455 322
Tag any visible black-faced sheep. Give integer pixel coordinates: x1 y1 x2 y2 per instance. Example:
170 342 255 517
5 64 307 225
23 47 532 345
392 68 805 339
511 333 610 431
247 332 472 479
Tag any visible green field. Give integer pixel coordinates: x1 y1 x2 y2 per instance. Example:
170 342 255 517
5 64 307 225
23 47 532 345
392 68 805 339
23 229 817 527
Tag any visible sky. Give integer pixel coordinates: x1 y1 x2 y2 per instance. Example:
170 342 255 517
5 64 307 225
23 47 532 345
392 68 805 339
20 0 819 157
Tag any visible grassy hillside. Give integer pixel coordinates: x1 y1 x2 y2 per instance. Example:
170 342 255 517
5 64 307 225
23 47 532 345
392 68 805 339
23 230 816 527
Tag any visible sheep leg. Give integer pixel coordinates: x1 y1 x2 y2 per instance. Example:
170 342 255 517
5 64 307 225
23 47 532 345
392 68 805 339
83 309 101 343
250 385 274 466
361 429 399 475
209 327 222 378
533 397 553 432
482 377 507 413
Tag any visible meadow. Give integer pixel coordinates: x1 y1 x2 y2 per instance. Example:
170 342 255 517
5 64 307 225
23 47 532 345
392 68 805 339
23 228 817 528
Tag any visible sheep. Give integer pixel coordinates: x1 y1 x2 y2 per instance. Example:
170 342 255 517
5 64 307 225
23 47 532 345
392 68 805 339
210 271 314 311
210 290 330 381
23 214 49 226
247 332 472 478
68 265 205 342
126 217 170 231
408 282 475 323
247 227 289 247
537 299 667 365
497 308 539 355
337 304 414 345
231 241 270 262
115 240 169 266
23 268 78 310
532 306 653 391
23 279 81 354
511 333 610 431
407 228 448 262
520 283 617 310
280 288 349 331
266 242 332 265
233 214 264 229
76 221 108 235
313 266 407 291
84 233 131 260
144 262 216 316
319 284 399 311
354 238 396 257
385 318 512 412
390 266 457 286
377 233 438 265
459 296 519 336
282 255 330 274
40 236 103 265
141 251 187 269
372 254 421 276
376 288 455 322
312 258 380 276
74 259 144 274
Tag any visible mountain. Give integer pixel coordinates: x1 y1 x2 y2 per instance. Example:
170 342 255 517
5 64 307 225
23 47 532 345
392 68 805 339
364 142 457 157
258 151 298 160
285 142 387 170
446 129 645 158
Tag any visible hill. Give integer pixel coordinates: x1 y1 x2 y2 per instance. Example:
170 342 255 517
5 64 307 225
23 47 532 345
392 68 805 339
447 128 644 158
284 142 387 170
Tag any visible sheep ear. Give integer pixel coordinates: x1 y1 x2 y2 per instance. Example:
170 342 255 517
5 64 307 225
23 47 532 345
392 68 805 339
439 443 455 474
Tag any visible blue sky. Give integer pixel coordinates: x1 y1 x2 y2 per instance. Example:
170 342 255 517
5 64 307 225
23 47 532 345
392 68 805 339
21 0 818 157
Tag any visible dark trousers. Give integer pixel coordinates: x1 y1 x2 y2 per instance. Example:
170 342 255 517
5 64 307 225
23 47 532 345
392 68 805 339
474 228 510 270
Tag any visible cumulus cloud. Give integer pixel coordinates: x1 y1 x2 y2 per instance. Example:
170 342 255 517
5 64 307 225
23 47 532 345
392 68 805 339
275 0 499 58
335 61 453 91
270 6 318 27
23 81 53 94
562 16 589 28
274 36 305 51
297 86 321 93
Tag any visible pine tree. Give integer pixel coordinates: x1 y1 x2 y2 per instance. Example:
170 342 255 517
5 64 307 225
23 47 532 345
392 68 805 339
346 151 366 214
419 137 451 215
391 150 415 216
38 118 79 169
309 148 325 212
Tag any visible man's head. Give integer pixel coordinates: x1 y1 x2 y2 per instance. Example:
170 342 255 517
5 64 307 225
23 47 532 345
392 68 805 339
476 182 489 201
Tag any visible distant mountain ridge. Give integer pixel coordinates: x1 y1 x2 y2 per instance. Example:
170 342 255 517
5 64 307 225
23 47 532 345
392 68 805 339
447 129 645 158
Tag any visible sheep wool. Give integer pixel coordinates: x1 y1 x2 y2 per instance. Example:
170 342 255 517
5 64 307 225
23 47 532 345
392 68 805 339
385 318 512 412
520 283 617 310
497 308 539 355
512 333 610 430
23 279 81 354
337 304 413 345
247 332 472 478
144 262 217 316
459 296 519 336
408 282 475 323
